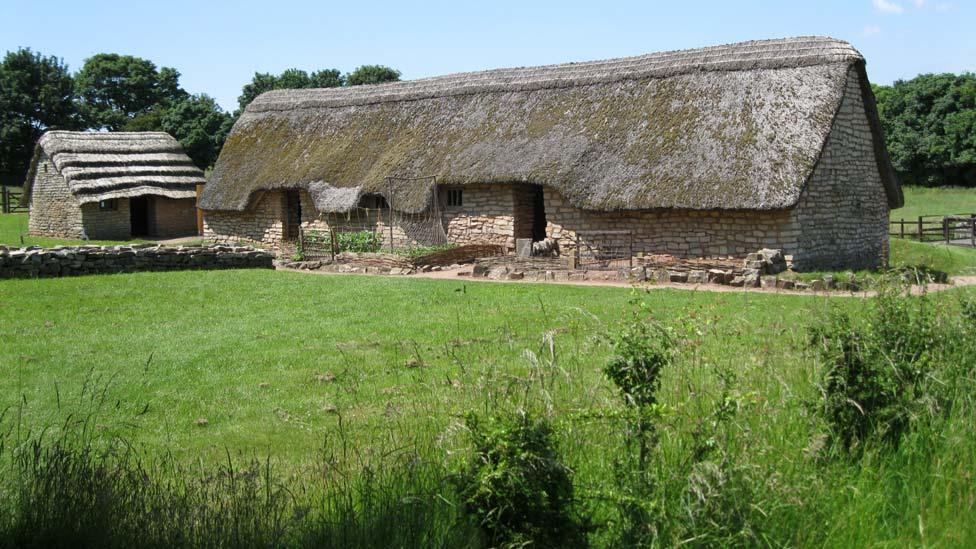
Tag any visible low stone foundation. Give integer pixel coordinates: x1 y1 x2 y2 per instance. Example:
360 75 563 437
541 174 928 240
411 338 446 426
0 244 274 279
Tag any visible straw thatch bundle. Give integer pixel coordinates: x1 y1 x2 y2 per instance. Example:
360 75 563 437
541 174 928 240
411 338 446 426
24 132 205 205
201 36 901 213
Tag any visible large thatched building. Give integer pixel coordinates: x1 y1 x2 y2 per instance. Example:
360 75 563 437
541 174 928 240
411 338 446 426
24 131 205 240
201 36 902 270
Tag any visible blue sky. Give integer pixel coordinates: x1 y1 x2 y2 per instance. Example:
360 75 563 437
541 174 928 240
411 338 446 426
3 0 974 112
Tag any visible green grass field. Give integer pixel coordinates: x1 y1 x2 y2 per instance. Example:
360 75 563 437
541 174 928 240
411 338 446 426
895 186 976 220
2 270 975 545
0 212 146 247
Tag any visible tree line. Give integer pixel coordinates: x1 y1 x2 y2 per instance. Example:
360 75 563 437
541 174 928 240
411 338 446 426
2 46 974 189
0 48 400 182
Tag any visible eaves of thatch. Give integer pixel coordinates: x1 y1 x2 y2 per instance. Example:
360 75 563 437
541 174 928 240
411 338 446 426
23 131 205 206
200 36 902 214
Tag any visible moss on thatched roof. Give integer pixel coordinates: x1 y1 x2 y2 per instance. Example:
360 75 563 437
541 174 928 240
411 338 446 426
201 36 901 213
24 131 204 205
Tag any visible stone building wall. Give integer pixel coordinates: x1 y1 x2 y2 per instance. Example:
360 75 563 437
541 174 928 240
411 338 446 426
80 200 131 240
150 197 198 237
27 153 84 238
789 67 890 270
440 184 516 248
205 185 522 253
204 191 286 248
544 193 793 259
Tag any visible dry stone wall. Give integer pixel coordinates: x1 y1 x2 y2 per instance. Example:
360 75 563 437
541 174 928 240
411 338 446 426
0 244 273 279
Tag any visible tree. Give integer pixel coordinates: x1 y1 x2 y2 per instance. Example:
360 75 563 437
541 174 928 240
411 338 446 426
0 48 82 184
874 73 976 187
236 68 344 114
74 53 187 130
160 94 233 169
346 65 401 86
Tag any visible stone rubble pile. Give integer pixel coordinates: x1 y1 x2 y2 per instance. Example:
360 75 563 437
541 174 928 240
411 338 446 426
0 244 274 279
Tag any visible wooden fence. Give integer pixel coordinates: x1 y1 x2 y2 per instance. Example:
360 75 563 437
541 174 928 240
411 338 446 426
1 186 27 214
890 214 976 246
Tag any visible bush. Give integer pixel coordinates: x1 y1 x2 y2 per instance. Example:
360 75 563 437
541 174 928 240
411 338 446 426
454 410 586 548
809 284 941 453
337 231 380 253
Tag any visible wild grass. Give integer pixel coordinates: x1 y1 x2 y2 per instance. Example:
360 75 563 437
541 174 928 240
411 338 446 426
1 270 975 546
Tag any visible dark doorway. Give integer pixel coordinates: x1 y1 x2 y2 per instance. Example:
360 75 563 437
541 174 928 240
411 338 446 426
284 190 302 240
130 196 150 237
531 186 547 241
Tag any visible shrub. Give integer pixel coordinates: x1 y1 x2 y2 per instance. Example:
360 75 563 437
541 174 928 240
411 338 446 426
809 284 940 453
454 410 586 548
603 302 676 468
337 231 380 253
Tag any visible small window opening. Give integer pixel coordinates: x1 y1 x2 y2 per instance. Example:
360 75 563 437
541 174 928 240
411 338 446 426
447 188 463 207
99 199 118 211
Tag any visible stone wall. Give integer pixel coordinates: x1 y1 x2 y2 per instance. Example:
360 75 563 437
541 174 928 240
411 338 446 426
204 191 286 248
0 244 273 279
205 185 522 253
150 197 198 237
27 153 84 238
790 66 890 270
440 184 516 248
80 200 131 240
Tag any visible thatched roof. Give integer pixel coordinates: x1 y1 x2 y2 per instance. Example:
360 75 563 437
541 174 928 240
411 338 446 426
201 36 902 213
25 131 205 205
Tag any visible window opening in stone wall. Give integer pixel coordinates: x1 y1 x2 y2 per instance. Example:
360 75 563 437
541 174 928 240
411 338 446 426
447 188 463 207
99 199 118 211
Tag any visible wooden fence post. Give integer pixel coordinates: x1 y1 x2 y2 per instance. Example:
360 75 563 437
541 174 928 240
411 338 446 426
899 219 904 239
1 186 8 214
944 217 950 244
917 216 923 241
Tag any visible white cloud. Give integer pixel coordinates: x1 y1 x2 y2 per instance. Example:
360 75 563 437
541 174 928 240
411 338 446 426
914 0 926 6
862 25 883 36
873 0 905 13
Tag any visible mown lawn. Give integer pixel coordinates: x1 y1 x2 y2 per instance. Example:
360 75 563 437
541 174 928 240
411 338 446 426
895 185 976 220
0 269 824 465
0 212 145 247
1 270 975 545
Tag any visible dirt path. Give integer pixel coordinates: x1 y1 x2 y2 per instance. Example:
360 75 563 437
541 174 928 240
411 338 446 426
278 266 976 298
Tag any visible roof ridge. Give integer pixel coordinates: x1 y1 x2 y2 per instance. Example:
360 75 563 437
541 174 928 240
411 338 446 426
248 36 861 112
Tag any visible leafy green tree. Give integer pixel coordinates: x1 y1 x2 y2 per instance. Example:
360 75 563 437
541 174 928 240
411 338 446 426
0 48 82 183
346 65 401 86
74 53 187 130
236 68 344 114
874 73 976 187
160 95 234 169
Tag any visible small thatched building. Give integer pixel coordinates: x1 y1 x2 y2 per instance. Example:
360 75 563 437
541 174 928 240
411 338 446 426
24 131 205 240
201 36 902 270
